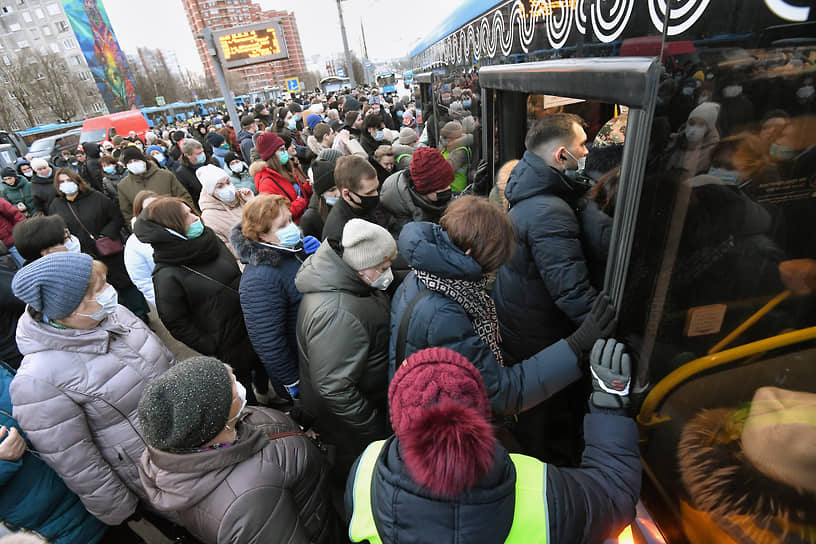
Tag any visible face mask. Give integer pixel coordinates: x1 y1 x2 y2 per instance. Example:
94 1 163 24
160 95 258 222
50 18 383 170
22 170 33 178
722 85 742 98
563 149 586 172
274 221 301 247
217 184 236 202
294 114 301 122
59 181 78 195
226 381 247 428
64 234 81 253
154 153 166 165
374 130 384 141
196 152 206 165
127 161 146 175
434 189 452 203
220 143 230 150
278 150 289 165
463 99 472 108
75 285 118 321
159 145 167 153
396 110 404 118
324 196 338 206
681 86 695 96
769 143 797 161
230 162 245 173
350 190 380 212
288 119 297 130
685 126 706 143
707 167 740 185
103 165 116 174
368 267 393 291
797 85 815 100
186 218 204 239
37 171 51 179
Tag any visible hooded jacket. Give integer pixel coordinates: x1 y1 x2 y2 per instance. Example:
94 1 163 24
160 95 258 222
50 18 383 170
344 411 641 544
236 128 255 165
198 189 252 261
391 222 581 415
29 167 57 215
117 161 193 224
254 165 312 223
81 142 104 192
295 242 391 476
231 224 304 388
493 150 598 360
10 306 175 525
0 365 107 544
139 406 340 544
380 169 447 237
0 176 35 217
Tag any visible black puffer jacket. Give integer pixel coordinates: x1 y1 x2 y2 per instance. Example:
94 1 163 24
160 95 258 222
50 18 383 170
133 219 257 378
29 169 57 215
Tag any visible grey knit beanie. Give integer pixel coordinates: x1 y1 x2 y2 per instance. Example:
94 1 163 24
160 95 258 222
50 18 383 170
341 218 397 271
12 252 93 320
138 357 233 451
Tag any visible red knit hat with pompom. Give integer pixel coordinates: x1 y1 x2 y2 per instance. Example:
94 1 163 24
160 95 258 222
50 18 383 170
409 147 454 195
389 347 495 497
256 132 285 162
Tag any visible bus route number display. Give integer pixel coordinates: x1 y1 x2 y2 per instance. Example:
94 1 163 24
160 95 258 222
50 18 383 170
213 21 289 69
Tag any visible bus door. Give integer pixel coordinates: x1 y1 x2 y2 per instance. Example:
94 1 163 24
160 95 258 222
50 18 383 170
414 71 433 137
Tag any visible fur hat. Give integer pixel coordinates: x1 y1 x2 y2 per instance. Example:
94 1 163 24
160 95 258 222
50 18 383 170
138 356 234 451
398 127 417 145
12 252 93 320
341 219 397 271
196 164 229 195
410 147 454 195
388 347 494 497
121 146 145 164
256 133 285 162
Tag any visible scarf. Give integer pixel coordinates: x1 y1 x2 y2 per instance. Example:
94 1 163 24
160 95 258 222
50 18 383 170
414 269 504 366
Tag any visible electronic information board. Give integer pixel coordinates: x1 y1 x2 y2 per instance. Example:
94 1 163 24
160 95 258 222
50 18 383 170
213 21 289 69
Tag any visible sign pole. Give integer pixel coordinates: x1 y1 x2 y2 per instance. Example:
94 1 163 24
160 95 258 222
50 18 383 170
200 28 242 130
335 0 357 88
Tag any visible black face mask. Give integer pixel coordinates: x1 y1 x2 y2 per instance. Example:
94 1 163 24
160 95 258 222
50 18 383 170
434 189 453 204
350 190 380 213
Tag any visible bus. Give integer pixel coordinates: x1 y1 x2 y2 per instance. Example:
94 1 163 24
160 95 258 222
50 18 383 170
410 1 816 543
376 71 397 94
320 76 351 95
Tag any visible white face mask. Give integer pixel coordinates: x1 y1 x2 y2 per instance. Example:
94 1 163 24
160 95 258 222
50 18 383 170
722 85 742 98
59 181 78 195
229 162 244 173
368 267 393 291
216 184 236 202
225 381 247 428
685 126 706 143
64 234 81 253
127 161 146 175
75 285 118 321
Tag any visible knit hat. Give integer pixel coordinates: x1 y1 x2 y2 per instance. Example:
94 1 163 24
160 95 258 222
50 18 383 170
343 97 361 115
112 135 124 146
224 151 242 165
138 356 234 451
341 219 397 271
344 111 360 128
388 347 494 497
145 145 163 156
29 158 49 171
741 387 816 494
311 149 343 196
171 130 186 142
256 132 285 161
1 166 16 178
688 102 721 132
12 252 93 320
306 114 322 131
196 164 229 195
121 146 145 164
205 132 225 148
398 127 417 145
410 147 454 195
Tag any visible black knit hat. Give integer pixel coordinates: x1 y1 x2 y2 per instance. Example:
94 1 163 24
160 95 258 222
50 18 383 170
138 356 233 451
311 149 343 196
121 146 145 165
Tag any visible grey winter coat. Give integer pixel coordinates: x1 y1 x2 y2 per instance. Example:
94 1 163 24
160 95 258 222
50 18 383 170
139 407 340 544
380 169 447 238
10 306 176 525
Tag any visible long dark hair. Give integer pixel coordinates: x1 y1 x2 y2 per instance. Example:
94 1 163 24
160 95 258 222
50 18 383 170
53 168 90 196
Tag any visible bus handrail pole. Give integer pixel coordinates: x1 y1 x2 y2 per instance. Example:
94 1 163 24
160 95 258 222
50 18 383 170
707 290 791 355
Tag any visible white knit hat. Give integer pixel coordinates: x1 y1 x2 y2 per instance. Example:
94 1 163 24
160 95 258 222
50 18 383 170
29 158 49 171
688 102 721 132
196 164 228 195
341 219 397 271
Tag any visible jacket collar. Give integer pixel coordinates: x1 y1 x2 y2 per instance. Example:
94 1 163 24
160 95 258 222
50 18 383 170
505 150 587 205
15 307 134 357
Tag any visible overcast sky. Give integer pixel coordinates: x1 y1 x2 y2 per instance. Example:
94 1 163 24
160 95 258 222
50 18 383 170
105 0 457 75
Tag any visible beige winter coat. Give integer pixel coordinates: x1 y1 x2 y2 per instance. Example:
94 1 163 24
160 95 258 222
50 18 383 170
199 189 253 265
10 306 176 525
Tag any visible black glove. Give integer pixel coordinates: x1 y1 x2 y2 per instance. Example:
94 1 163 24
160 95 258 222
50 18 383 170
589 338 631 411
566 292 617 357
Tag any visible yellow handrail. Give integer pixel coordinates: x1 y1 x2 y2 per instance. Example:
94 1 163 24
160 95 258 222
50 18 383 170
707 291 791 355
637 326 816 428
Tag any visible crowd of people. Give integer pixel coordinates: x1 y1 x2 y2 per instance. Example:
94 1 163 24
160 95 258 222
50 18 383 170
0 87 644 543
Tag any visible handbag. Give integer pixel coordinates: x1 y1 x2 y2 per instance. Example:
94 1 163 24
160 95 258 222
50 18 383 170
66 201 124 256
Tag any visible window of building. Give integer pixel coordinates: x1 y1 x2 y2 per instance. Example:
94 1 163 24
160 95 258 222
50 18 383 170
17 0 25 5
92 102 103 112
69 55 80 65
49 42 59 53
17 40 28 49
8 22 21 31
21 11 31 22
2 6 12 14
34 7 42 18
1 56 10 66
46 3 59 15
41 24 51 36
62 38 74 49
78 71 90 80
55 20 68 32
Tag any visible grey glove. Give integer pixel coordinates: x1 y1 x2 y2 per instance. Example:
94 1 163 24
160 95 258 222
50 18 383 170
566 292 616 357
589 338 632 411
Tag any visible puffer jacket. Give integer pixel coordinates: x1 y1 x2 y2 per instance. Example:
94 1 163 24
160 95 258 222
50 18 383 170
199 189 252 261
231 223 304 389
295 241 391 476
391 222 581 415
139 406 340 544
0 176 35 217
0 365 107 544
380 169 447 238
493 150 598 361
29 169 57 215
0 197 25 248
344 411 641 544
10 306 175 525
117 161 193 224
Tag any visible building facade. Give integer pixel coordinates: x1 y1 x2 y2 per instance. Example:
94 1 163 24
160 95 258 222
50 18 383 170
181 0 307 93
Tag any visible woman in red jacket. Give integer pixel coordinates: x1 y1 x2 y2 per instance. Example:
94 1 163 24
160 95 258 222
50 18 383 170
253 132 313 223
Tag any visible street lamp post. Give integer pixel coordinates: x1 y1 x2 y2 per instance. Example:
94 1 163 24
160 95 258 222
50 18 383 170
336 0 357 88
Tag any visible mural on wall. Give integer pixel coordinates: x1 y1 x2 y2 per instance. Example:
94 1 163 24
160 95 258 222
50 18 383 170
61 0 141 112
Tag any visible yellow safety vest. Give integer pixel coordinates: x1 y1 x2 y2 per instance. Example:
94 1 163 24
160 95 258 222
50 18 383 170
442 146 471 193
349 440 549 544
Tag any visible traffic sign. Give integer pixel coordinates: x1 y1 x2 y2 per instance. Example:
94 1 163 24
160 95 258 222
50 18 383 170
336 67 345 77
285 78 301 93
156 96 166 106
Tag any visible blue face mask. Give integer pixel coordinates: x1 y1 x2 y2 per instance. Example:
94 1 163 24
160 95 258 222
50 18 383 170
186 218 204 239
463 99 472 108
275 222 301 247
196 152 206 165
278 150 289 165
374 130 384 141
288 119 297 130
324 196 338 206
103 165 116 174
707 167 740 185
396 110 404 118
294 114 301 122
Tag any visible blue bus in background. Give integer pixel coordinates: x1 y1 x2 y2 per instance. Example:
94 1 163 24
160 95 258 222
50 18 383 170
376 71 397 94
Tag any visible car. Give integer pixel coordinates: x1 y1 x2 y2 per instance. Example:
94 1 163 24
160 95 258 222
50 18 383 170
26 128 82 161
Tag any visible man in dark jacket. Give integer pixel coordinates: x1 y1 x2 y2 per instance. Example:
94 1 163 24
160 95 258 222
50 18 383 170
80 142 104 192
174 138 219 208
322 155 388 241
28 158 57 215
236 114 257 164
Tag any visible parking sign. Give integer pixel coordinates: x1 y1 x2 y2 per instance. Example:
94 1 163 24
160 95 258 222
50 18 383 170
285 78 300 93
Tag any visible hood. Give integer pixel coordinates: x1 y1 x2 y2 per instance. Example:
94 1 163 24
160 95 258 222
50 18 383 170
294 242 370 296
236 129 253 144
504 150 585 206
83 142 101 159
198 187 244 212
14 158 30 176
138 413 268 511
230 222 302 267
391 143 415 158
398 222 483 281
380 170 415 216
248 161 266 179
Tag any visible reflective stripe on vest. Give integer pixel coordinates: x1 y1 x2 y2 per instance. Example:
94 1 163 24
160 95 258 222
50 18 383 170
442 146 471 192
397 153 412 164
349 440 549 543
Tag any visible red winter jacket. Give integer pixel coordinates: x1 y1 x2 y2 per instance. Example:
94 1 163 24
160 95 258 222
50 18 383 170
255 166 313 223
0 197 25 247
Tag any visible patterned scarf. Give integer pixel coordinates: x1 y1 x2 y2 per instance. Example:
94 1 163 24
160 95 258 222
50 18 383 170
414 269 504 366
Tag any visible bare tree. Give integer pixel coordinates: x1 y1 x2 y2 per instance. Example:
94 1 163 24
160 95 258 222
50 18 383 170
0 53 40 127
29 52 82 122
